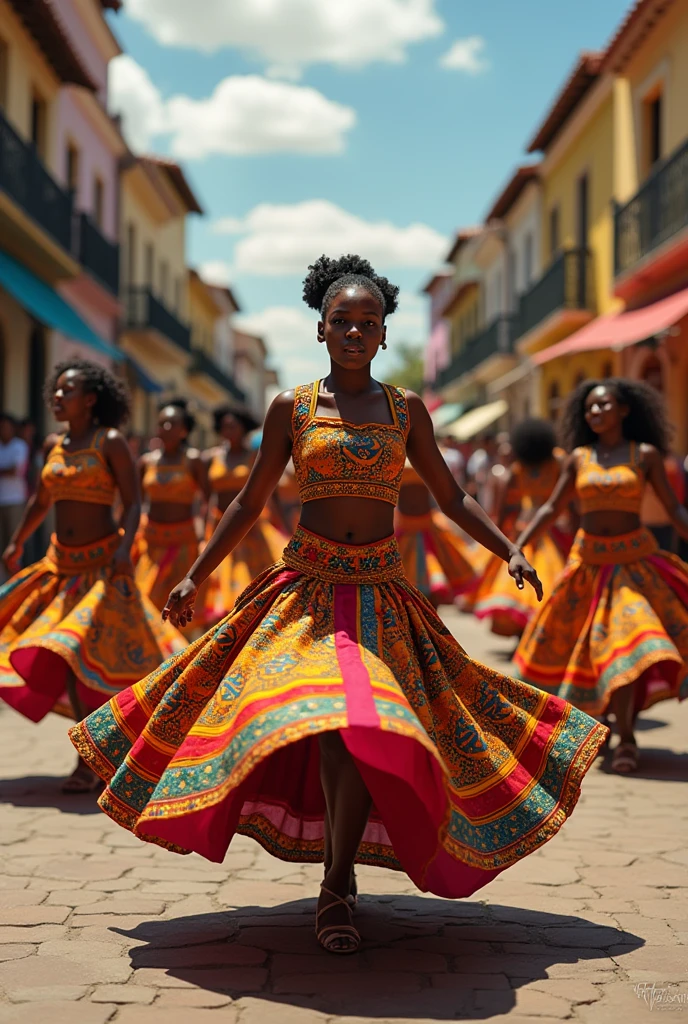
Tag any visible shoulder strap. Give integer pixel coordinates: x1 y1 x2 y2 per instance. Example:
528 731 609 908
292 382 316 437
383 384 409 438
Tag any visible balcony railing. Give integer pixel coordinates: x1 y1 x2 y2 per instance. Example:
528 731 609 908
126 287 191 352
436 316 514 390
190 347 244 402
614 138 688 276
515 249 593 340
0 107 73 252
75 213 119 295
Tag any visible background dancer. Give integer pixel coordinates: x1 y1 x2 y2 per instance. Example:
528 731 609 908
136 399 206 632
0 359 184 792
515 380 688 774
473 418 570 637
71 255 605 956
202 406 285 622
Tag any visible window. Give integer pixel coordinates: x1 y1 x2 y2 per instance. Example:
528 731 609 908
524 233 533 286
174 277 182 313
93 176 104 228
549 206 560 259
0 38 9 112
126 222 136 289
30 92 47 159
160 261 169 302
66 143 80 193
602 360 613 379
144 243 154 289
577 174 589 251
574 370 586 388
644 92 663 170
547 381 561 422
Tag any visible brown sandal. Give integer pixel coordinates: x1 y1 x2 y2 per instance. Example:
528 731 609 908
61 763 103 794
316 885 361 954
611 742 639 774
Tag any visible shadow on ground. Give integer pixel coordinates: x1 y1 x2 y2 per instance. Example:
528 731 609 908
114 897 644 1019
599 747 688 782
0 775 102 815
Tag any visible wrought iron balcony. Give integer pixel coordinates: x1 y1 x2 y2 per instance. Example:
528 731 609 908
514 249 593 340
190 347 245 402
614 138 688 276
436 316 514 389
75 213 119 295
125 287 191 353
0 107 73 251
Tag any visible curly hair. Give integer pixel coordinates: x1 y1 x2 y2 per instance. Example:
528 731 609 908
159 397 196 434
212 405 259 436
559 377 670 455
511 418 557 466
44 358 130 429
302 254 400 319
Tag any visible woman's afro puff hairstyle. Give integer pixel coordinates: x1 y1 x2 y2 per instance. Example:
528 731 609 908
302 254 400 320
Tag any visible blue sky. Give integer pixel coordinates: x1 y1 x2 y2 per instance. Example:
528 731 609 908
108 0 630 386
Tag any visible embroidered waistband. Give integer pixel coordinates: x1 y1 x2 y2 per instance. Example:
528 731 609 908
570 527 658 566
46 531 121 574
143 517 198 546
282 525 404 584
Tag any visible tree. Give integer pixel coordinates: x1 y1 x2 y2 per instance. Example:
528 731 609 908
384 342 425 393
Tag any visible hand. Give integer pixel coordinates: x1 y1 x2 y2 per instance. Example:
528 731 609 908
508 550 543 602
2 542 23 576
111 544 134 577
163 577 198 628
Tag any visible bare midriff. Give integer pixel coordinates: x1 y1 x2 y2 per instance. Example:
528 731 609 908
299 496 396 545
580 511 641 537
54 502 118 546
148 501 195 524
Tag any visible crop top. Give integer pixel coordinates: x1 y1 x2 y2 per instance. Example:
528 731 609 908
575 443 644 515
291 380 409 505
208 450 253 494
512 457 561 512
41 428 116 506
142 455 198 504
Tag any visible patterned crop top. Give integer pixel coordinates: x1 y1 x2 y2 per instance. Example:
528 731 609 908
208 450 254 494
41 428 116 506
291 380 409 505
142 455 198 504
575 443 644 515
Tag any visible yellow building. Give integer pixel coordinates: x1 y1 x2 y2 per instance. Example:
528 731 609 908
118 155 202 438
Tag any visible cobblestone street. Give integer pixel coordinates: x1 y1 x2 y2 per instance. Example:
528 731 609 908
0 611 686 1024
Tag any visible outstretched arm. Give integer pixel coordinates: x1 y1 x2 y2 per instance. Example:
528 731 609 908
105 431 142 573
644 448 688 541
2 435 57 574
516 455 577 549
164 393 294 626
405 393 542 599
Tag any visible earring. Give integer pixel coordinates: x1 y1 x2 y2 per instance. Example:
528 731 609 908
381 341 387 350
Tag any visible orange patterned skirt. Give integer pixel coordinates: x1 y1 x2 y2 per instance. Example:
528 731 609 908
515 528 688 714
0 533 185 722
71 525 605 897
135 517 200 621
474 527 571 637
395 510 479 604
202 508 286 623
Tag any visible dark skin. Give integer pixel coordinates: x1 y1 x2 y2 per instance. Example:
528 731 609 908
140 406 206 526
518 384 688 752
1 368 142 790
163 285 542 949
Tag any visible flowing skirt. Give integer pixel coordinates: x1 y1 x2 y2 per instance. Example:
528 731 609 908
474 527 571 637
0 533 185 722
514 528 688 714
395 511 479 604
71 525 605 898
202 509 286 623
134 517 200 617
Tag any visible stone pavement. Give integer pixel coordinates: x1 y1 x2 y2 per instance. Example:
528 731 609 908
0 610 686 1024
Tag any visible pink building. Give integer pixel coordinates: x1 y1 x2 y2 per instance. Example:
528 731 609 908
52 0 126 368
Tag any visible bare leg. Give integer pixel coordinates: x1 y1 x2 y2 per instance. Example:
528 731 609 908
318 732 371 949
62 671 100 793
610 683 639 773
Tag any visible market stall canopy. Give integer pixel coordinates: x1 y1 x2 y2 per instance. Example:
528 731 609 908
441 399 508 441
532 286 688 366
430 402 464 430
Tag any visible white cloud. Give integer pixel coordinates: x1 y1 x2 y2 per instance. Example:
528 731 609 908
198 260 234 287
439 36 489 74
108 56 355 156
213 200 448 276
124 0 444 78
234 307 322 388
394 291 426 338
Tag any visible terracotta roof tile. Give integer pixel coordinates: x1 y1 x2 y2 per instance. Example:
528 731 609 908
484 164 540 222
602 0 676 72
527 52 603 153
141 156 204 215
6 0 97 90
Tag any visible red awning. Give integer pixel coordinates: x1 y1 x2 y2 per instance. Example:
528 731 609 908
533 286 688 366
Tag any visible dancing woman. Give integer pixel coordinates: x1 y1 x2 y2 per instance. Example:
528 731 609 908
0 360 184 791
135 399 206 630
71 256 606 952
395 459 478 607
201 406 285 622
473 419 571 637
514 380 688 773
